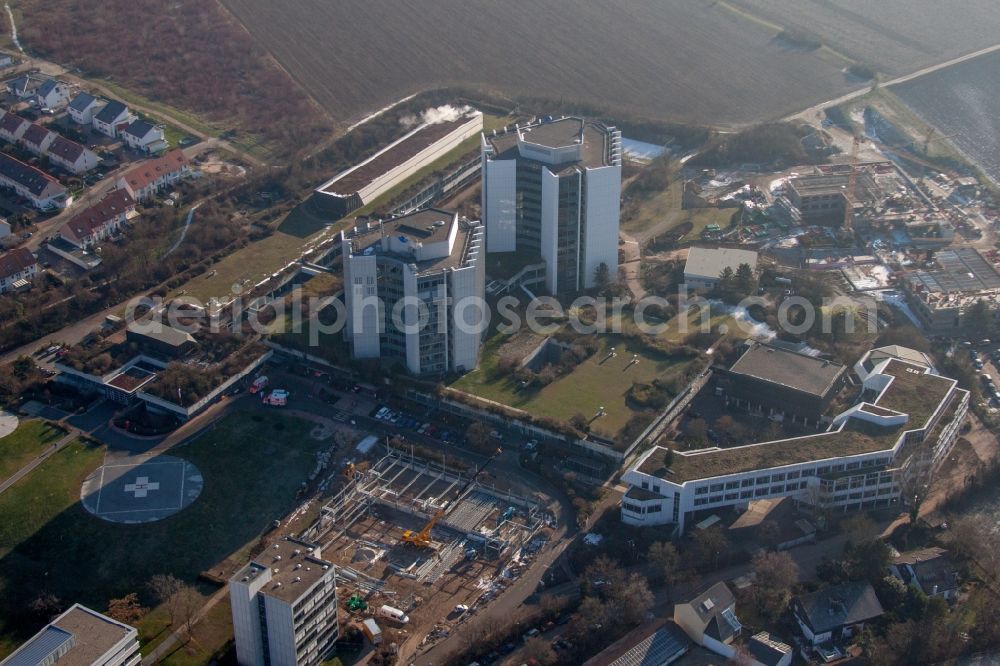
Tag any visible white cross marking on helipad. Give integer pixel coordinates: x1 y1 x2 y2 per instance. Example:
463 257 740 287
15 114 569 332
123 476 160 498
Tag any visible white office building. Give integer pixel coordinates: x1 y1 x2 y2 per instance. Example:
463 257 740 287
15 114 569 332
481 116 622 294
621 347 968 534
341 208 485 376
230 538 339 666
0 604 141 666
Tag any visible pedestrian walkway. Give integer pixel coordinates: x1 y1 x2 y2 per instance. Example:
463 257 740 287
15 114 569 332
140 584 230 665
0 430 78 495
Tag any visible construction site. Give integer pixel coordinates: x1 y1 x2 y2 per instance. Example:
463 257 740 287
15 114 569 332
298 444 555 647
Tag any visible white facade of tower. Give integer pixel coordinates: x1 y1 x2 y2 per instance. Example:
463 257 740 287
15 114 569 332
581 164 622 289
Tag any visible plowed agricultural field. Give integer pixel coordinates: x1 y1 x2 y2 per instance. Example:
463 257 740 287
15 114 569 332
221 0 859 126
893 50 1000 185
730 0 1000 75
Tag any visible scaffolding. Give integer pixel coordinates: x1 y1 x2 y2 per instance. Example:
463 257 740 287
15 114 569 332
305 449 547 582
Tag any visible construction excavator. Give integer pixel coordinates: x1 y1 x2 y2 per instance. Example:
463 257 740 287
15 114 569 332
400 447 503 549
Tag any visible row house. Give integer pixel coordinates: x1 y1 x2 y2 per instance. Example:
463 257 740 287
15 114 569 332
0 110 29 143
20 122 57 155
116 149 190 201
0 110 100 174
0 152 71 209
60 189 136 249
47 135 101 174
0 246 38 293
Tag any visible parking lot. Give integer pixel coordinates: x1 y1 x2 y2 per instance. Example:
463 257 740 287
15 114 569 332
967 343 1000 408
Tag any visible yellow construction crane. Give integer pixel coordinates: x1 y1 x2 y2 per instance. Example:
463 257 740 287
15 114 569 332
401 448 503 549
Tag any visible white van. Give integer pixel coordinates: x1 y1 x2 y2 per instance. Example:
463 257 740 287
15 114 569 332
377 604 410 624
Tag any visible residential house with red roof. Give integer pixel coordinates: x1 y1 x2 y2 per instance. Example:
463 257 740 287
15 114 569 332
20 122 57 155
47 135 101 174
0 110 30 143
60 189 136 249
0 152 70 209
116 149 190 201
0 246 38 293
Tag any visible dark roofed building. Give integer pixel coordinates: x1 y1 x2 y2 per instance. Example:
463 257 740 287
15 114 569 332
93 100 131 137
891 547 959 601
126 322 197 359
0 110 30 142
48 136 84 163
583 618 690 666
68 92 100 124
747 632 793 666
792 581 883 646
121 119 165 153
312 110 482 218
0 152 69 209
5 73 44 98
717 341 847 424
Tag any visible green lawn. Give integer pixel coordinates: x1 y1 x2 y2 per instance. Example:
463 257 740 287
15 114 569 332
0 412 327 656
0 439 104 658
680 207 739 240
452 334 692 439
0 420 66 482
178 229 332 303
621 178 682 234
138 598 234 666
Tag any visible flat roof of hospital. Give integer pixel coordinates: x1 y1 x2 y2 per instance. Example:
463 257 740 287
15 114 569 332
486 117 614 171
638 357 958 482
233 538 334 604
348 208 480 274
729 342 845 398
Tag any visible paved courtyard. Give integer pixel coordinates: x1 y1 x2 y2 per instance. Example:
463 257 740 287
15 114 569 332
81 454 203 524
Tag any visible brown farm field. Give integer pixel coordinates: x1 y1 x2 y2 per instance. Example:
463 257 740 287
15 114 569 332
221 0 864 127
12 0 334 154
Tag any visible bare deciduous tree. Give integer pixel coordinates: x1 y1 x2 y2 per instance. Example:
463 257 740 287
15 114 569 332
752 550 799 620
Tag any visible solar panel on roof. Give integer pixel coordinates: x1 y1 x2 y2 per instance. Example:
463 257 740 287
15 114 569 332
610 625 688 666
3 626 75 666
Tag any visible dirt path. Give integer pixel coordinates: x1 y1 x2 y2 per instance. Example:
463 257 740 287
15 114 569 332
162 202 203 258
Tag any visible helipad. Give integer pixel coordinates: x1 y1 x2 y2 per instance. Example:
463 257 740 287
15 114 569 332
81 454 203 524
